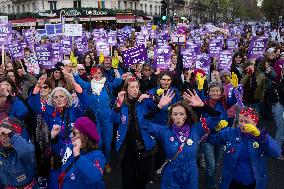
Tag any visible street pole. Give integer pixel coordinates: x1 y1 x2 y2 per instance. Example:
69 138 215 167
60 10 66 33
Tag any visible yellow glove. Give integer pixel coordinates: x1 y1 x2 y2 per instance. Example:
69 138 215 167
99 52 104 64
242 123 260 137
112 56 119 69
70 51 78 67
228 72 238 88
196 72 206 90
215 120 228 131
156 88 164 96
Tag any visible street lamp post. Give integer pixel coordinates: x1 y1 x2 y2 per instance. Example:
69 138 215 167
88 10 92 31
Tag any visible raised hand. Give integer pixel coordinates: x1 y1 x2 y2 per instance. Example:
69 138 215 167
138 94 150 102
229 72 238 88
215 120 228 131
0 127 12 135
242 123 260 137
37 73 47 88
117 91 126 107
196 72 206 90
183 90 204 107
157 90 175 109
51 125 61 139
72 138 82 157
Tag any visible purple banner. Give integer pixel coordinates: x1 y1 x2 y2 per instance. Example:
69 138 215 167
186 42 201 54
60 37 72 55
0 23 12 45
177 26 187 34
123 45 147 66
23 29 35 46
218 51 233 70
136 33 147 46
156 33 168 46
35 44 54 69
195 54 211 74
208 39 223 57
227 37 239 51
154 45 172 69
74 37 88 55
107 31 117 46
51 43 62 64
96 39 110 56
8 41 23 60
247 37 268 60
181 49 196 68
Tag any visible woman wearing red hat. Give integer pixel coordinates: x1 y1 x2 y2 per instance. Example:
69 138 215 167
51 117 105 189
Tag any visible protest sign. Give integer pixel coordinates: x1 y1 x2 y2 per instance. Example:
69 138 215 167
60 37 72 55
208 39 223 57
63 24 83 37
218 51 233 70
107 31 117 46
156 33 168 46
8 41 24 60
247 37 268 60
96 39 110 56
74 37 88 55
123 45 147 66
154 45 172 69
51 43 62 64
186 42 201 54
195 54 211 74
136 33 147 46
172 34 186 44
45 24 56 35
35 44 54 69
0 23 12 45
227 37 239 51
55 24 63 34
181 49 196 68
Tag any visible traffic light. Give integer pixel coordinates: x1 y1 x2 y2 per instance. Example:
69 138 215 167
161 0 167 16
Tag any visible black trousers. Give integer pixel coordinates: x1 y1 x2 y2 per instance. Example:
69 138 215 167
121 146 154 189
229 180 256 189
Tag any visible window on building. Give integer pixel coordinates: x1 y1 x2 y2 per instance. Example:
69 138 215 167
22 4 25 12
140 4 143 11
144 4 147 14
130 2 132 10
17 5 20 13
48 1 57 11
2 6 4 13
7 5 10 14
155 5 157 15
124 1 127 9
32 2 36 11
135 3 137 10
73 1 81 8
26 3 30 12
150 5 152 15
118 1 121 9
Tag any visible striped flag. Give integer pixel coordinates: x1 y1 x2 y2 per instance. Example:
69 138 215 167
98 0 105 9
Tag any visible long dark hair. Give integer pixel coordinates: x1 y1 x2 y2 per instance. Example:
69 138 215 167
168 101 198 126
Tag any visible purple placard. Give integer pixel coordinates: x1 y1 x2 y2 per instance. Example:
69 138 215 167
60 37 72 55
154 45 172 69
181 49 196 68
195 53 211 74
208 39 223 57
8 41 23 60
247 37 268 60
96 39 110 56
0 23 12 45
74 37 88 55
177 26 187 34
51 43 62 64
23 29 35 46
107 31 117 46
156 33 168 46
136 33 146 46
35 43 54 69
227 37 239 51
149 30 156 40
123 45 147 66
186 42 201 54
218 51 233 70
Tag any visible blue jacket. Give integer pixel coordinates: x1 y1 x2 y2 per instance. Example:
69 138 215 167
0 134 35 188
113 99 156 151
9 97 28 120
28 93 83 143
204 101 228 130
147 86 181 125
141 120 206 189
207 127 282 189
52 142 105 189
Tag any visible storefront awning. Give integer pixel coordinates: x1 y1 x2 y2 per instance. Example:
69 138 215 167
10 18 37 27
116 15 135 23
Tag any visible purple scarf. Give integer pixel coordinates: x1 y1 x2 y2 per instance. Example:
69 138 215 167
172 124 190 144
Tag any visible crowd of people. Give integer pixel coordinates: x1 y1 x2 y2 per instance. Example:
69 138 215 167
0 21 284 189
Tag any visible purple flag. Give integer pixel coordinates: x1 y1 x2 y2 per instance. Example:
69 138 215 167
8 41 23 60
181 49 196 68
0 23 12 45
123 45 147 66
218 51 233 70
74 37 88 55
96 39 110 56
35 44 54 69
195 54 211 74
154 45 172 69
247 37 268 60
60 37 72 55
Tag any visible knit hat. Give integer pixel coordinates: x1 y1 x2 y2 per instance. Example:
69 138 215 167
74 117 100 143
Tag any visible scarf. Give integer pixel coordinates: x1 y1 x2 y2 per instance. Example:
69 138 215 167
172 124 190 144
91 77 106 95
207 96 227 109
